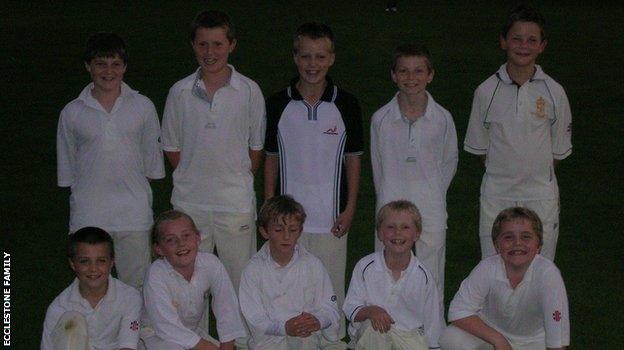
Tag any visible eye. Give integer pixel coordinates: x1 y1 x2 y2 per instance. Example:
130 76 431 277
77 258 89 264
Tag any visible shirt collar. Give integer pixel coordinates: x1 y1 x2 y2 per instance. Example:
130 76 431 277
494 254 537 285
496 63 546 85
260 242 301 269
191 64 241 90
391 91 435 123
287 76 337 102
68 275 116 307
77 82 136 110
374 248 416 274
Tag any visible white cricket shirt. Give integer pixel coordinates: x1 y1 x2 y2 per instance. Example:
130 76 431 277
57 82 165 232
448 254 570 348
343 250 443 348
371 91 458 231
464 64 572 200
161 66 266 213
41 276 142 350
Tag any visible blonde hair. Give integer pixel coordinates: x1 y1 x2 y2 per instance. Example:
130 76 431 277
375 200 422 231
151 210 198 244
491 207 543 245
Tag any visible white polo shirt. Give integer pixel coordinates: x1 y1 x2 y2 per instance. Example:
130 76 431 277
343 250 443 348
142 253 246 348
464 64 572 200
239 243 341 347
57 82 165 232
448 254 569 348
41 276 141 350
161 66 266 213
371 92 458 231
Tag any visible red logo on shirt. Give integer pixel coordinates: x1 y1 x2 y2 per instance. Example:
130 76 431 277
552 310 562 322
130 320 139 331
323 126 339 135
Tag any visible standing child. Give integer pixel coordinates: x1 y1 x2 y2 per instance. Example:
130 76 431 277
264 22 364 338
41 227 142 350
57 32 165 290
161 10 266 292
239 195 345 349
343 201 443 349
463 5 572 260
141 210 246 350
370 43 457 298
439 207 569 350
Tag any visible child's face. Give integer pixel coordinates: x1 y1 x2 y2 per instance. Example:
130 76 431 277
500 21 546 69
85 55 126 94
260 215 303 262
378 210 420 255
293 36 335 87
69 242 113 293
391 55 433 97
192 26 236 76
154 217 201 273
495 218 541 270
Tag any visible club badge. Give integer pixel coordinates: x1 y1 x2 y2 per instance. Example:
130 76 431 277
532 96 547 118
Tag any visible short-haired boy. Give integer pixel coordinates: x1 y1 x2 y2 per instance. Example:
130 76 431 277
463 5 572 260
370 43 457 298
239 195 345 349
41 227 142 350
439 207 569 350
57 32 165 290
343 201 443 350
141 210 246 350
161 10 266 292
264 22 364 338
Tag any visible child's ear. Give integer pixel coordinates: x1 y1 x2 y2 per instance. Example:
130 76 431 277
84 62 91 73
499 35 508 50
229 38 237 53
259 226 270 240
153 243 163 258
427 69 435 84
68 258 76 272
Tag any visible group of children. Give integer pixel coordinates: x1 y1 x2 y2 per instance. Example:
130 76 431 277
45 4 571 350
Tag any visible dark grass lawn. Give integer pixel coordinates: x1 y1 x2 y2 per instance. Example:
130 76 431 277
3 1 623 348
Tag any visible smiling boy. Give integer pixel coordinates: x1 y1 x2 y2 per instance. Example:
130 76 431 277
141 210 246 350
57 32 165 290
239 195 344 349
370 43 457 299
161 10 266 294
264 23 364 339
343 201 443 349
463 5 572 260
439 207 570 350
41 227 142 350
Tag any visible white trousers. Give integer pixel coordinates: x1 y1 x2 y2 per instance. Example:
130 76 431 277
352 321 428 350
299 232 348 339
109 230 151 291
51 311 91 350
479 196 559 260
439 325 546 350
250 332 347 350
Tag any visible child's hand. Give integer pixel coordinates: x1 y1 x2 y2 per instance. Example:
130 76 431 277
285 312 321 337
332 208 355 237
492 337 513 350
359 305 394 333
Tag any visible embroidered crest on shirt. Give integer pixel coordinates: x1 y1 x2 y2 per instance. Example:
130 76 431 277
552 310 562 322
323 125 339 135
172 300 180 309
532 96 547 118
130 320 139 331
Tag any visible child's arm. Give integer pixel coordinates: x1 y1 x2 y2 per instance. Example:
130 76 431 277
143 272 203 348
161 86 182 169
140 99 165 180
441 112 459 191
116 288 142 350
463 88 489 164
239 264 287 336
263 154 279 200
208 258 247 343
421 269 444 348
247 81 266 175
354 305 394 333
550 85 573 164
306 261 342 339
541 266 570 349
452 315 512 350
332 155 360 237
40 302 64 350
56 108 76 188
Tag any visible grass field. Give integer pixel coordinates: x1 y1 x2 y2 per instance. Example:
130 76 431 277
4 1 623 348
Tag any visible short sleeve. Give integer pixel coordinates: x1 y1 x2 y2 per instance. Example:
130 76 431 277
140 98 165 179
448 261 490 322
335 90 364 155
161 87 182 152
116 287 142 349
247 82 266 151
207 257 247 342
551 85 573 160
542 267 570 348
57 106 76 187
264 91 289 155
463 88 489 155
